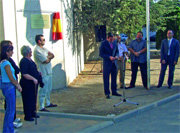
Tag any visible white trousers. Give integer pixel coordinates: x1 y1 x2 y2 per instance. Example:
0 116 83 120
39 75 52 109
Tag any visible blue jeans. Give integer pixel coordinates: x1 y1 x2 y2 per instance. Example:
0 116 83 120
1 82 15 133
0 75 2 90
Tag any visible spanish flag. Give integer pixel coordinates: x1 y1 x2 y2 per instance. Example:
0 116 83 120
52 12 63 40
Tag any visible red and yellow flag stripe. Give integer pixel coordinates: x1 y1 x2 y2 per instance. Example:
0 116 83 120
52 12 63 40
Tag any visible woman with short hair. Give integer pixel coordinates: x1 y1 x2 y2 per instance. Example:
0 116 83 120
19 45 44 121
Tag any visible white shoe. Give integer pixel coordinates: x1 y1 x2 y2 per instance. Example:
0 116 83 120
13 121 23 128
14 129 19 133
14 118 21 123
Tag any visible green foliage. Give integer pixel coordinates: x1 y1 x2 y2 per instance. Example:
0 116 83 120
155 0 180 49
73 0 180 41
74 0 146 39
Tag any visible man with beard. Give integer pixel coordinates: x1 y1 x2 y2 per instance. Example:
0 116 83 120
127 32 148 89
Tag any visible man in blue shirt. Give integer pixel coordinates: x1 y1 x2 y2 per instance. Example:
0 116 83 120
127 31 147 89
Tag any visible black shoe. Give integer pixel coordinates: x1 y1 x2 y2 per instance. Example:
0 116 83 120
145 87 150 90
24 117 34 121
120 86 124 89
112 93 122 97
106 95 110 99
125 86 135 89
39 108 50 112
168 86 172 89
32 114 40 118
157 85 162 88
45 103 57 108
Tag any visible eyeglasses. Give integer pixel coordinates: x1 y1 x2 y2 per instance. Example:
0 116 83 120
7 45 13 51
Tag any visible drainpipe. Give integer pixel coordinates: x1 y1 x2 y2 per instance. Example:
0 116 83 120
14 0 20 64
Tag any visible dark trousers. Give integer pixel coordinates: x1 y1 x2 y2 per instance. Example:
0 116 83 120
20 82 37 119
158 57 175 87
103 63 117 95
4 91 16 121
130 62 147 88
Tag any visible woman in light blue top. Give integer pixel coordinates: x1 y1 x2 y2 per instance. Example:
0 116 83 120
0 42 22 133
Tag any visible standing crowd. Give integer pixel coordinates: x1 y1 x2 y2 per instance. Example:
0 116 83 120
99 30 179 99
0 35 57 133
0 30 179 133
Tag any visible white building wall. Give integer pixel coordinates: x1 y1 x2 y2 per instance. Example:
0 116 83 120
62 0 77 83
2 0 19 63
0 0 4 42
1 0 84 89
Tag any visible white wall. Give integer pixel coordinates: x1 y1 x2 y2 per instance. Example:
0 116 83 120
0 0 4 42
1 0 84 89
2 0 18 63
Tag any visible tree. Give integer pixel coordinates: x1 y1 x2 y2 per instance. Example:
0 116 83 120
154 0 180 49
73 0 180 52
74 0 146 40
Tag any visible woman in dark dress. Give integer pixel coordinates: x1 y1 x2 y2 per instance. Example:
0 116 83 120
19 46 43 121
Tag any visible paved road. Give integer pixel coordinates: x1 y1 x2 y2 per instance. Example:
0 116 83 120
97 98 180 133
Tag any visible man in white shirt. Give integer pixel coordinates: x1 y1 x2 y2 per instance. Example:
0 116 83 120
34 34 57 111
116 35 128 88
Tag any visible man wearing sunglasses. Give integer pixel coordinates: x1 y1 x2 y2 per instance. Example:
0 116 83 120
34 34 57 112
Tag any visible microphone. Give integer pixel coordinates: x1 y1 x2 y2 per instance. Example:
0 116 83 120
123 52 131 63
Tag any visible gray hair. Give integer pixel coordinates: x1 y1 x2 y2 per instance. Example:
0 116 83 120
21 45 31 57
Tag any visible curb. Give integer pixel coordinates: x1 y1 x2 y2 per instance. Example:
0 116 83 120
78 121 114 133
0 93 179 133
37 112 114 121
113 93 180 123
0 109 114 121
0 93 179 122
79 93 180 133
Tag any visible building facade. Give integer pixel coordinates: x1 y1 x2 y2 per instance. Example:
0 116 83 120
0 0 84 90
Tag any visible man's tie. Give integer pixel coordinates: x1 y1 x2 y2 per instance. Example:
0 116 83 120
168 40 170 55
110 43 113 49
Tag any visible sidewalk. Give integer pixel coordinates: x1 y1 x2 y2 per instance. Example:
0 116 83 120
0 111 106 133
0 94 179 133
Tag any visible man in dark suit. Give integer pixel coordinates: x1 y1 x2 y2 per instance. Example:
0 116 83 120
99 32 122 99
157 30 179 89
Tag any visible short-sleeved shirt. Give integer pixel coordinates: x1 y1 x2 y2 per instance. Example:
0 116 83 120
0 60 16 83
129 39 147 63
34 45 52 76
118 42 128 57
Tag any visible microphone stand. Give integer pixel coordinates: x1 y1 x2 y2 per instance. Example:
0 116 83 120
113 53 139 107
